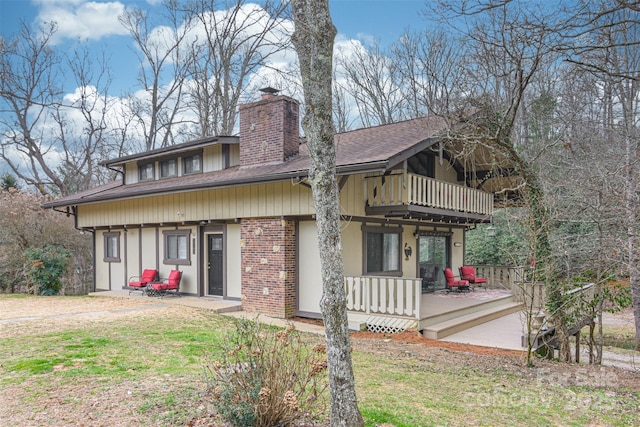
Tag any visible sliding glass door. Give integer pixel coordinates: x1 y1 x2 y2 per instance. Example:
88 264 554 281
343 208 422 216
418 234 449 292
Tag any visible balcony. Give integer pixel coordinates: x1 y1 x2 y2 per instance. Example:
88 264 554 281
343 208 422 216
365 172 493 223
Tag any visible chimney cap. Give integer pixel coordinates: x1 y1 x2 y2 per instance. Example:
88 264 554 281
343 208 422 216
259 87 280 95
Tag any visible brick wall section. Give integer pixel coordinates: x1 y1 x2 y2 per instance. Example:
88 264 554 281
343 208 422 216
240 218 296 318
238 94 300 167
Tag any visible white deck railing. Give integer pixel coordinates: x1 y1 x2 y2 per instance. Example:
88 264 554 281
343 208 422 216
366 172 493 216
344 276 422 319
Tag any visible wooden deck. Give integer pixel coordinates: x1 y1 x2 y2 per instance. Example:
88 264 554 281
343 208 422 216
346 285 523 337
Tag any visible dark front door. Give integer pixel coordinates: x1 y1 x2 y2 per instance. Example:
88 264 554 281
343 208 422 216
207 234 224 296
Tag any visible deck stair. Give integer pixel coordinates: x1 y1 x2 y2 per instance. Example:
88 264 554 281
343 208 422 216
421 295 523 340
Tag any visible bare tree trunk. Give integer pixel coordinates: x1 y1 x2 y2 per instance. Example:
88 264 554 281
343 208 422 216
291 1 364 426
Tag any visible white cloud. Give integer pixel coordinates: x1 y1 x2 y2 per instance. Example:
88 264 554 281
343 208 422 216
34 0 129 43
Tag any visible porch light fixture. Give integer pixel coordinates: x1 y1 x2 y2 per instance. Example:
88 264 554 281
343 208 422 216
486 225 496 238
454 242 462 247
404 243 413 260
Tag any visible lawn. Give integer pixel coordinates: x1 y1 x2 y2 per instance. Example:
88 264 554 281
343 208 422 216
1 295 639 426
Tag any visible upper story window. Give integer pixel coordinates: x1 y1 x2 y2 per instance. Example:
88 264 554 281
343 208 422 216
183 154 201 175
160 159 177 178
139 162 155 181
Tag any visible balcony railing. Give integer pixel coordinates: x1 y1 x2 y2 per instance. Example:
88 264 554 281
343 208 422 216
366 172 493 216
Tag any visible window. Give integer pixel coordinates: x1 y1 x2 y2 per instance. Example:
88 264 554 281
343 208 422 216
139 162 154 181
183 154 201 174
363 226 401 275
163 230 191 265
103 232 121 262
160 159 177 178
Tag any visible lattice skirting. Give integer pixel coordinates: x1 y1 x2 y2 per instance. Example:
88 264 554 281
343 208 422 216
365 316 416 334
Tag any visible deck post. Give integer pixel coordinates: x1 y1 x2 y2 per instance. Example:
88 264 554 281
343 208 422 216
414 279 422 320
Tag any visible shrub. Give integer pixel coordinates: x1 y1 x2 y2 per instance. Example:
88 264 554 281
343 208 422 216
204 318 328 427
24 245 71 295
0 188 92 294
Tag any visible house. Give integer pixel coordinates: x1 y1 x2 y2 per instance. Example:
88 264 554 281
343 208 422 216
45 89 521 335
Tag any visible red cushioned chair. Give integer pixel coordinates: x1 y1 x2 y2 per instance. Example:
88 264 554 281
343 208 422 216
128 269 158 295
443 268 470 292
150 270 182 298
459 266 487 287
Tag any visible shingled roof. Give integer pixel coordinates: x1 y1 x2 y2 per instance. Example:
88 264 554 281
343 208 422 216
44 116 448 208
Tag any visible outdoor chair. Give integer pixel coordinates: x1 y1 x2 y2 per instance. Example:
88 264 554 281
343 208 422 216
459 266 487 286
443 268 470 292
128 269 158 295
149 270 182 298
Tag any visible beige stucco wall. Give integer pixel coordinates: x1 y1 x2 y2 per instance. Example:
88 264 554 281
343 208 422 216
451 227 465 269
298 220 323 315
226 224 242 299
341 220 362 276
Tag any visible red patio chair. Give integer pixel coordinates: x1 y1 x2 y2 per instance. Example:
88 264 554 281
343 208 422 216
150 270 182 298
443 268 470 292
459 266 487 286
128 269 158 295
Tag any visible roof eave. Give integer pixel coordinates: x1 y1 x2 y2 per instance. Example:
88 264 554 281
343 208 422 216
44 160 389 208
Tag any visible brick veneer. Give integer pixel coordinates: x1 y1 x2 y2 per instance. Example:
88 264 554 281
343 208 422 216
238 94 300 167
240 218 296 318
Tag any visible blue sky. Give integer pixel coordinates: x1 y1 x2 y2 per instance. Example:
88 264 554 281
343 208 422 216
0 0 431 94
0 0 432 175
0 0 430 44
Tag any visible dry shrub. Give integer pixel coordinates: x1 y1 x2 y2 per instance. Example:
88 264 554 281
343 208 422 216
0 188 92 294
204 318 328 426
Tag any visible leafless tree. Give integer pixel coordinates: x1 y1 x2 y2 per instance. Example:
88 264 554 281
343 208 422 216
0 22 66 196
291 1 364 425
185 0 291 136
430 0 574 360
120 1 194 150
336 40 405 127
392 29 470 117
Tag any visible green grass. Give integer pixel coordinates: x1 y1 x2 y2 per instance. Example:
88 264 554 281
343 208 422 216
2 295 639 426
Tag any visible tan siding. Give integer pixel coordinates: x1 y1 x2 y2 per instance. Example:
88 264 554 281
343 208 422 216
339 174 366 217
436 160 459 183
77 178 363 228
203 145 222 172
125 163 138 184
341 220 362 276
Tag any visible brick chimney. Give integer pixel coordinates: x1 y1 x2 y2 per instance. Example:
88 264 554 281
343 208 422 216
239 88 300 167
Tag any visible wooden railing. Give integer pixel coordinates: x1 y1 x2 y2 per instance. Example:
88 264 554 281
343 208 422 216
344 276 422 319
365 172 493 216
511 280 596 322
472 265 525 289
